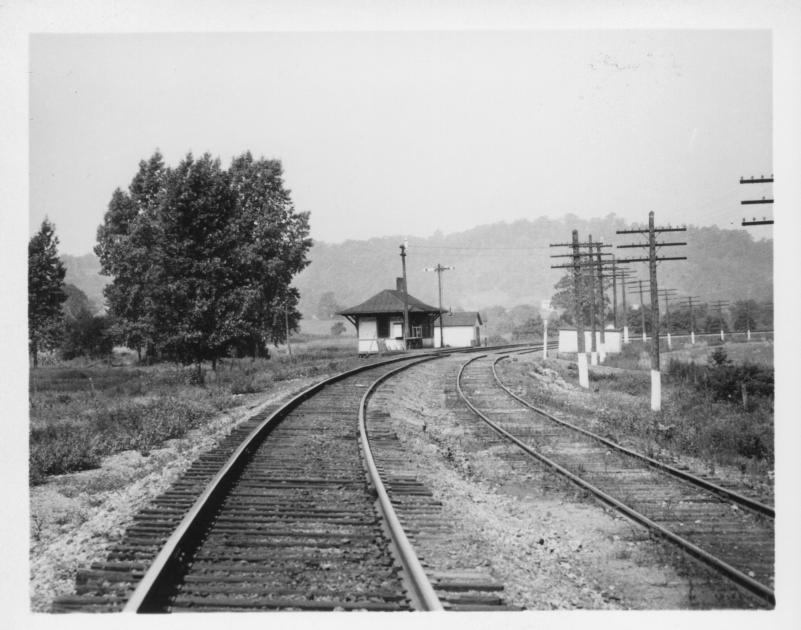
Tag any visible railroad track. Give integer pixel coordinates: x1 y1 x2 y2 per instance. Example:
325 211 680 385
456 350 775 608
53 349 517 613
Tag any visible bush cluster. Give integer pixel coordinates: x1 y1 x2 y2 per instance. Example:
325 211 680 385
667 349 773 407
29 397 209 483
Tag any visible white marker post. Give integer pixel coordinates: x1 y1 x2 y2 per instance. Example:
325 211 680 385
650 369 661 412
578 351 589 389
540 300 552 361
542 318 548 359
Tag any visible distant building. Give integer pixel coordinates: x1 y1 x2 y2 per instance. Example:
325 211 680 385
558 327 622 353
435 311 483 348
338 279 442 354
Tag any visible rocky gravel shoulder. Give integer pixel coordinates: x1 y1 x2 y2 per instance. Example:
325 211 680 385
383 356 707 609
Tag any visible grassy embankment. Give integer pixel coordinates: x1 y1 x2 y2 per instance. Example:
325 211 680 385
508 338 774 484
29 335 362 484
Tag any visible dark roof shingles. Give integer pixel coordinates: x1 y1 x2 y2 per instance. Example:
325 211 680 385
441 311 482 327
338 289 441 316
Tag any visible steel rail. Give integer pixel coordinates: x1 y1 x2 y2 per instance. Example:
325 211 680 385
491 354 774 518
123 352 444 612
121 344 525 612
358 356 446 611
455 354 775 606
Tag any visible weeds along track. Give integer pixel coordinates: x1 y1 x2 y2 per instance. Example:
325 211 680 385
53 352 490 613
457 351 775 608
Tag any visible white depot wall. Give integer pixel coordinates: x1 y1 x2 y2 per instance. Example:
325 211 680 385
356 316 409 353
358 317 376 340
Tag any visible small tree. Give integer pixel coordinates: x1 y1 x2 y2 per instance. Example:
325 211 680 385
317 291 341 320
62 284 96 321
29 219 67 367
512 314 543 340
61 309 115 360
330 321 347 336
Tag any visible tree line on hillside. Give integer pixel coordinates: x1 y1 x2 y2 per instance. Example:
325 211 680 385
292 219 773 318
549 272 773 336
28 150 311 368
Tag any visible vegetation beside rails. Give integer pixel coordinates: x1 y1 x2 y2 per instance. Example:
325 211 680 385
507 342 774 483
29 339 364 485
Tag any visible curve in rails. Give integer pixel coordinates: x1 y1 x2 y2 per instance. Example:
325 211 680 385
56 354 445 612
54 346 529 613
361 359 520 611
456 350 775 608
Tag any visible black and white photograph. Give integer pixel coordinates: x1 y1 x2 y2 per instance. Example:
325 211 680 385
3 1 801 627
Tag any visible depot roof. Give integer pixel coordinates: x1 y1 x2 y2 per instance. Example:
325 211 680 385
338 289 442 316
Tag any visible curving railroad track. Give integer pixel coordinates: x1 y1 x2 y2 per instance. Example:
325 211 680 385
456 349 775 608
53 350 515 613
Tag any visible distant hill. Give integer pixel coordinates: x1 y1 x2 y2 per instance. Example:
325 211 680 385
295 216 773 318
61 253 109 313
61 215 773 327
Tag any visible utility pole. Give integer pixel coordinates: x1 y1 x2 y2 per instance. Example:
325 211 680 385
550 230 589 388
659 288 678 350
594 240 609 362
399 241 410 349
612 265 635 343
425 263 454 348
711 300 730 341
587 235 599 365
552 238 612 367
617 212 687 411
676 296 701 344
740 175 774 226
284 300 292 358
627 279 649 343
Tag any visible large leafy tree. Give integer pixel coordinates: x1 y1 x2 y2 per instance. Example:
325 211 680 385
95 151 166 360
96 150 311 368
28 219 67 367
226 152 311 352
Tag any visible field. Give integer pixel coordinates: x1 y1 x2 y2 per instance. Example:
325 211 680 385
29 335 363 484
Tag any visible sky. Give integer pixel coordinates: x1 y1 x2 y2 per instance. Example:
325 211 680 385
29 29 773 255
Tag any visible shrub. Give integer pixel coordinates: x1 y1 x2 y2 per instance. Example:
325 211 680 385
29 422 103 483
667 356 773 406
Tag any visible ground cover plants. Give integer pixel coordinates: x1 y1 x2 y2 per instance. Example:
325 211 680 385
498 339 774 496
29 336 366 484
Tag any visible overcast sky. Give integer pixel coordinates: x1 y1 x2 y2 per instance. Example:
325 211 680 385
30 30 772 255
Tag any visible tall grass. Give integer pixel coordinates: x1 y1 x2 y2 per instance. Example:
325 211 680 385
29 340 367 485
591 352 774 468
